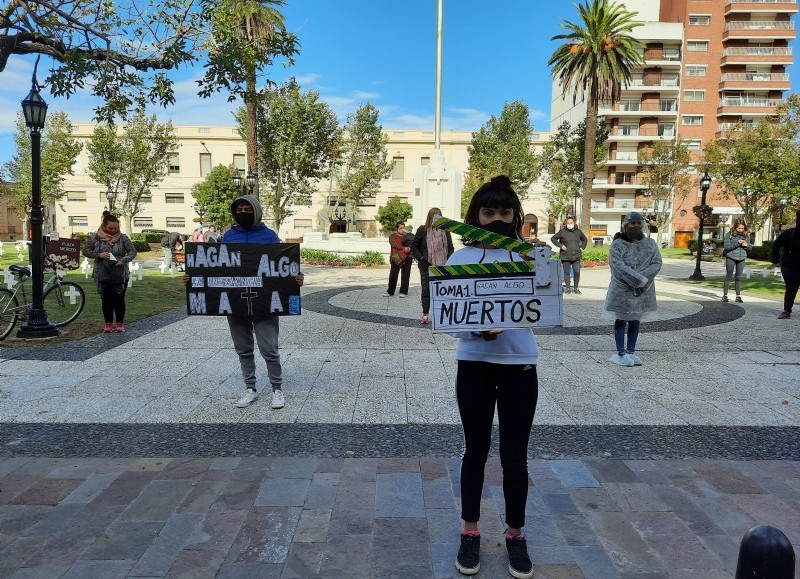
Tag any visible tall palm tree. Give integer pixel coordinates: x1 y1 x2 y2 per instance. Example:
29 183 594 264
215 0 290 198
549 0 643 233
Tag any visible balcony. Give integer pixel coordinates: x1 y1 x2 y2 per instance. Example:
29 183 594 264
721 46 793 65
591 200 638 211
719 72 791 90
716 122 756 137
624 78 681 92
605 153 640 165
724 21 796 40
717 97 783 115
608 127 676 141
726 0 798 15
598 102 678 117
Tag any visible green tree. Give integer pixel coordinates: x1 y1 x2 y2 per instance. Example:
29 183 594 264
638 139 694 247
539 120 608 224
460 100 539 215
549 0 643 232
191 165 242 230
238 80 341 229
86 111 178 232
335 103 393 217
375 198 413 234
2 111 82 239
202 0 299 197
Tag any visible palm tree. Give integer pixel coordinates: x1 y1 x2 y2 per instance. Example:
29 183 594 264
549 0 643 233
213 0 292 198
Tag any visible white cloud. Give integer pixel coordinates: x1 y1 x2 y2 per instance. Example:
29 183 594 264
294 73 322 85
353 91 380 100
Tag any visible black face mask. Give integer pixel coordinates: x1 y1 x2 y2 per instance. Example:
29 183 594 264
482 219 516 238
234 212 255 228
625 224 644 241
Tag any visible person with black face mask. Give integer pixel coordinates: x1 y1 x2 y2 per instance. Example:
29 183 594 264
603 211 662 367
551 217 588 294
220 195 304 409
410 207 454 324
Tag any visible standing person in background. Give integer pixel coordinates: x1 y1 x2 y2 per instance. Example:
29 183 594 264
722 221 750 303
82 211 137 333
551 216 588 294
221 194 304 409
603 212 662 366
384 220 412 297
192 227 204 242
411 207 454 324
203 225 221 243
446 176 538 579
772 209 800 319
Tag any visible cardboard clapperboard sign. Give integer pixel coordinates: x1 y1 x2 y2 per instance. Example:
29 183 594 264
184 243 301 317
429 247 563 333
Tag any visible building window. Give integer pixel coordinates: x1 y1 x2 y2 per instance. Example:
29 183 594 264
357 197 377 207
168 153 180 175
133 217 153 228
294 219 313 230
619 123 639 136
686 139 702 151
165 193 185 204
420 156 430 166
684 90 706 102
166 217 185 229
197 127 210 134
69 216 88 226
689 15 710 26
687 40 709 52
66 191 86 202
663 47 680 61
391 157 405 180
233 154 246 172
200 153 212 177
389 196 409 204
682 115 704 126
686 65 707 77
660 99 677 111
139 195 152 204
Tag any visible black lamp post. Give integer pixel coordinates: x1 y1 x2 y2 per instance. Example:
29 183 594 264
689 170 712 281
17 80 59 338
232 169 257 194
193 202 208 232
105 187 116 213
333 206 347 232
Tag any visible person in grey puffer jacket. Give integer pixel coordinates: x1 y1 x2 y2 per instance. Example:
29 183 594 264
551 217 588 294
722 221 750 303
603 212 662 367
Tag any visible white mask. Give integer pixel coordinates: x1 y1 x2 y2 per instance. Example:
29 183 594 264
432 214 442 222
566 224 575 230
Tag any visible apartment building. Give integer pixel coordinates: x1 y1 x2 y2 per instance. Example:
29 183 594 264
52 126 552 241
551 0 797 246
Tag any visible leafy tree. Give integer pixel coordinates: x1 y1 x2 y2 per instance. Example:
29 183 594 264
460 100 539 215
86 111 178 232
335 103 393 215
2 111 82 239
239 80 341 229
539 120 608 224
202 0 299 197
704 109 800 234
638 139 694 247
549 0 643 232
376 198 413 234
191 165 242 230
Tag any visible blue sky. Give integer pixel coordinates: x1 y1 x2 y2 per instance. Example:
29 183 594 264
1 0 799 165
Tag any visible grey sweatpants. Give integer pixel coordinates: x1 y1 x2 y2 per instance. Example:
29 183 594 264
227 315 282 391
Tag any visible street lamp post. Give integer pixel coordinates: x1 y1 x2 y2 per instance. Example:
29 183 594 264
333 206 347 232
689 170 712 281
105 187 116 213
232 169 257 195
193 202 208 233
17 79 59 338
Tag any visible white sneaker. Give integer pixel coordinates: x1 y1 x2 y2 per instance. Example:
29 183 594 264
271 389 285 409
610 353 634 367
234 389 258 408
383 292 392 297
399 293 407 298
627 353 643 366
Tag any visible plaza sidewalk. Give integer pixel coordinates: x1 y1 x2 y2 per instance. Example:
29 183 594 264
0 260 798 578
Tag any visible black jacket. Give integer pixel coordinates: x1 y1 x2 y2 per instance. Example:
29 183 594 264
772 227 800 270
410 225 454 265
551 227 588 261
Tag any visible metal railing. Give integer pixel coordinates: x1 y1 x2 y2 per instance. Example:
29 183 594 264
725 21 795 31
718 97 783 107
723 46 793 56
627 78 680 87
720 72 790 81
728 0 797 4
610 127 676 137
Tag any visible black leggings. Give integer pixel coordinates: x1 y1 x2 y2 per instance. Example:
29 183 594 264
456 360 538 529
724 259 745 296
562 260 581 288
101 286 127 324
419 264 431 314
782 266 800 313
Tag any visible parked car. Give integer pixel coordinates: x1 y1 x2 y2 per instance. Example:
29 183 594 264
141 228 169 236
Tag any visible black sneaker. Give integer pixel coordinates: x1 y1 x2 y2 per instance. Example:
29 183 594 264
573 288 582 295
735 296 743 303
506 535 533 579
564 286 572 294
455 533 480 575
722 295 729 302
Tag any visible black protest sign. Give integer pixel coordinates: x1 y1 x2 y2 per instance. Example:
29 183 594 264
184 243 301 317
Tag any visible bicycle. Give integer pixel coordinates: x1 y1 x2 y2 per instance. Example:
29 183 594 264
0 261 86 340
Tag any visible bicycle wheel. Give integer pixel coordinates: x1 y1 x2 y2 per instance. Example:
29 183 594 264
0 288 19 340
43 282 85 327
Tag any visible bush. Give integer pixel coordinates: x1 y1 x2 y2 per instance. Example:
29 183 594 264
300 248 385 266
749 241 773 261
581 246 610 263
130 233 165 243
131 240 150 252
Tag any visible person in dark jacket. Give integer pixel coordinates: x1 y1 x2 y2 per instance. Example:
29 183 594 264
551 217 588 294
384 219 412 297
222 195 304 408
722 221 750 303
772 209 800 319
410 207 454 324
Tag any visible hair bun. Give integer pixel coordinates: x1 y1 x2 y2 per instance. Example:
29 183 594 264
102 210 111 217
490 175 512 188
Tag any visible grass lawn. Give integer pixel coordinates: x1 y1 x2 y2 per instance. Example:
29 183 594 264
681 273 785 300
1 248 186 347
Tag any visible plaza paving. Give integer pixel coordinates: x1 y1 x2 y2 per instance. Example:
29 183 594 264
0 260 798 578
